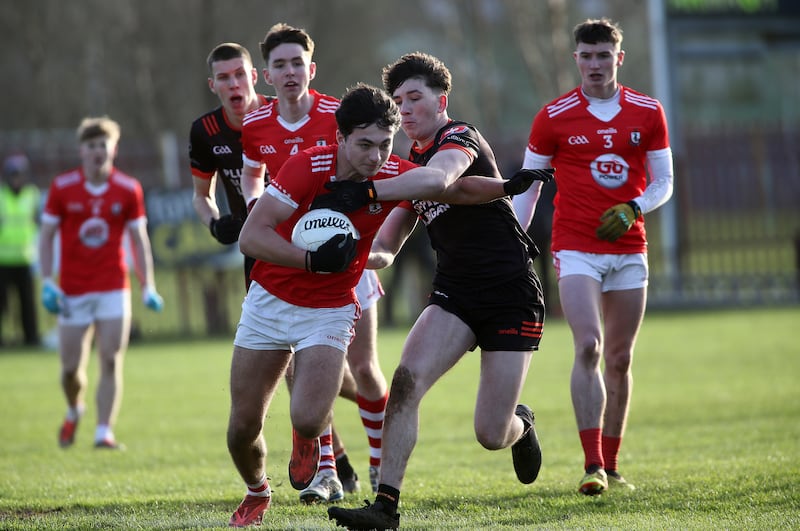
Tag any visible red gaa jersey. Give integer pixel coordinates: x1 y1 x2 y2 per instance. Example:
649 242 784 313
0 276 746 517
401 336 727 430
528 85 670 254
249 145 417 308
42 168 146 295
241 89 339 179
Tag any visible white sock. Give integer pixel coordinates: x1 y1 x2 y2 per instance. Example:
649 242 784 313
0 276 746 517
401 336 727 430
95 424 113 442
66 404 85 422
247 476 270 497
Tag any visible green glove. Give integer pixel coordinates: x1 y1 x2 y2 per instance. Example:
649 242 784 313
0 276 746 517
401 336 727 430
596 201 641 242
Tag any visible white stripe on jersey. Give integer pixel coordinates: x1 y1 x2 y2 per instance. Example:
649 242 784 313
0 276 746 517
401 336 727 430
317 98 339 114
242 103 275 126
546 92 581 118
380 159 400 176
624 92 659 110
53 170 81 188
310 153 335 172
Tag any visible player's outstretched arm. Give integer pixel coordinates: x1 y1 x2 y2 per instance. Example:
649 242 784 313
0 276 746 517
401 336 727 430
368 208 417 270
438 168 554 204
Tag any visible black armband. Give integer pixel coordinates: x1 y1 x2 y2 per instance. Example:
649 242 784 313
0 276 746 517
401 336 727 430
626 200 642 219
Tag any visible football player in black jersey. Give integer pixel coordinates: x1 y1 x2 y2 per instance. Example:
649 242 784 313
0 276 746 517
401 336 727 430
189 42 273 286
328 53 549 530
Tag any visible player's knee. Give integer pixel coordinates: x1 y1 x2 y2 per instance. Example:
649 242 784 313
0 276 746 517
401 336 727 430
349 361 378 386
227 413 263 449
291 407 330 440
292 421 321 441
475 430 506 451
575 336 602 366
385 365 415 416
605 350 633 374
474 418 507 450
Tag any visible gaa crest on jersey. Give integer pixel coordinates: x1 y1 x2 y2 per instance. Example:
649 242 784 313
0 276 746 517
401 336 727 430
590 154 629 189
629 130 641 146
316 139 327 147
111 203 122 216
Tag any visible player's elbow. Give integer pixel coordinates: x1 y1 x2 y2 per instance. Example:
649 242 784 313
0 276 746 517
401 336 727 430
418 168 449 198
238 224 256 256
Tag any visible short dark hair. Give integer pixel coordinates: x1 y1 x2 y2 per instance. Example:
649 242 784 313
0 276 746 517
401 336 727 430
382 52 452 97
259 23 315 64
206 42 252 73
335 83 400 138
573 18 623 47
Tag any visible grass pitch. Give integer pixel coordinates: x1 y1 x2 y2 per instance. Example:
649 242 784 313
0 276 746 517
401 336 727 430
0 307 798 529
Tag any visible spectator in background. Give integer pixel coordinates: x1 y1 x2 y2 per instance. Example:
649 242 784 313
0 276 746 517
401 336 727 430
190 42 273 289
512 18 674 495
0 153 41 347
39 116 164 450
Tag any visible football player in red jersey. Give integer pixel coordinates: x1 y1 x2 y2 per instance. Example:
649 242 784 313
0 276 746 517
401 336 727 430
39 116 163 451
512 18 674 495
328 53 548 531
190 42 273 286
239 23 383 502
227 82 530 527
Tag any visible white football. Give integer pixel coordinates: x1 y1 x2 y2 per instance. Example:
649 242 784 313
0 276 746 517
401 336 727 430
291 208 360 251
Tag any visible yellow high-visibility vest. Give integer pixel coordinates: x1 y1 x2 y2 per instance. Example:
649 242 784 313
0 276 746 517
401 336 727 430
0 184 40 265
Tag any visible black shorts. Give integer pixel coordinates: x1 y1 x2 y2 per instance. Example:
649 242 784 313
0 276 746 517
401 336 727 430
428 260 545 352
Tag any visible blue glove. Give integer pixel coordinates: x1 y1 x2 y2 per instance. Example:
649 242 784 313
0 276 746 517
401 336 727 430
142 286 164 312
42 278 64 314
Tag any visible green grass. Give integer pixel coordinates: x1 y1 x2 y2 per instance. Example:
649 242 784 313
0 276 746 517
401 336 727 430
1 307 798 529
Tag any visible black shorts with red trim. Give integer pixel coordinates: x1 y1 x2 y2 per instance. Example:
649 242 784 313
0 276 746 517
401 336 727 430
428 260 545 352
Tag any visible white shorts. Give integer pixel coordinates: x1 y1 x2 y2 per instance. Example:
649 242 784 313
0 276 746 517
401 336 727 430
58 289 131 326
553 250 649 292
356 269 383 311
234 282 358 352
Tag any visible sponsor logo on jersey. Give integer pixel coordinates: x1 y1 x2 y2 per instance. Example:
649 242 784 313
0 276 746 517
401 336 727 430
590 154 629 189
79 217 110 248
568 135 590 145
222 168 243 179
213 145 233 155
442 125 469 138
412 199 450 225
259 144 277 155
284 136 304 145
597 127 618 135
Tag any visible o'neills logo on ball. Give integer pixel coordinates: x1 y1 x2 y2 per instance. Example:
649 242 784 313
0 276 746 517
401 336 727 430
303 216 351 232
